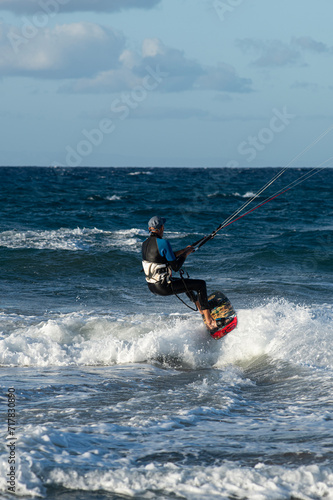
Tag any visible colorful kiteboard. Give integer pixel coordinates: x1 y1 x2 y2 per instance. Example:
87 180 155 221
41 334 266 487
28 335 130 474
203 291 238 340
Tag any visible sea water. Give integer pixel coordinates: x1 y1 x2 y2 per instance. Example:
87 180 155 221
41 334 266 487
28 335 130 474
0 167 332 499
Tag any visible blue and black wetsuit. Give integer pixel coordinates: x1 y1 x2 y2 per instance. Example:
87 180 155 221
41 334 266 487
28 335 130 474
142 233 210 310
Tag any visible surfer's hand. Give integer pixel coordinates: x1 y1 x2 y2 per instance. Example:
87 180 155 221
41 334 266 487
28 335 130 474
184 245 194 256
175 246 194 257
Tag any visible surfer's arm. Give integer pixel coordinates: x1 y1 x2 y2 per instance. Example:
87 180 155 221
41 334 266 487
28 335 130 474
169 255 186 272
157 239 187 272
174 246 194 257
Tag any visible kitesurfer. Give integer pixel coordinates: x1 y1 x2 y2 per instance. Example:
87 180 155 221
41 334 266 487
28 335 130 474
142 216 217 330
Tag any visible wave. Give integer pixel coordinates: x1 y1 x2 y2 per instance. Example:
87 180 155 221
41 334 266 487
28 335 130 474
1 300 332 369
44 463 333 499
128 171 152 176
0 227 147 252
106 194 122 201
233 191 257 198
0 227 198 253
2 448 331 500
86 194 123 201
0 227 101 251
1 298 332 499
1 416 332 499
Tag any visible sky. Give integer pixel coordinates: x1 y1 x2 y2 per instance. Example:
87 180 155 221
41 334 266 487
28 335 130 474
0 0 333 167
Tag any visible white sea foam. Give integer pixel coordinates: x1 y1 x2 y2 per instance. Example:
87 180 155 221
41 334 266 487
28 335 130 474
110 227 148 251
0 301 332 370
128 171 152 176
46 462 333 500
0 227 104 251
1 301 333 499
233 191 257 198
217 300 333 370
106 194 122 201
0 227 147 252
2 440 332 500
207 190 220 198
0 454 44 497
0 226 198 252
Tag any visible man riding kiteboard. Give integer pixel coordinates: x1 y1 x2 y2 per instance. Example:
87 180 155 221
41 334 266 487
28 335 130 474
141 215 217 330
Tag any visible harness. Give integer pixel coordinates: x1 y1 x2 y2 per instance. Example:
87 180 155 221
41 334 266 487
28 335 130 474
142 261 172 284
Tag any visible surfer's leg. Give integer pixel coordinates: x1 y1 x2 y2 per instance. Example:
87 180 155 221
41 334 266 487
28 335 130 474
200 308 217 329
170 278 217 329
147 282 173 296
148 280 217 329
194 300 217 329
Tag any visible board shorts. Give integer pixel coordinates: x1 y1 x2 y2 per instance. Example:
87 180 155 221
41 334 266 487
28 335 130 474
148 277 210 310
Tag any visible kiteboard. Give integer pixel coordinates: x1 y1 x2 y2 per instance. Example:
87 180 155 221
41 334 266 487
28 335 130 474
203 291 237 340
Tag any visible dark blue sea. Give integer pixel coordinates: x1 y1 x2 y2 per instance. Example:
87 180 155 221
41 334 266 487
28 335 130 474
0 166 332 499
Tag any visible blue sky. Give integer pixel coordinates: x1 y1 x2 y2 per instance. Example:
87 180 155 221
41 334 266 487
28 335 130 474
1 0 332 167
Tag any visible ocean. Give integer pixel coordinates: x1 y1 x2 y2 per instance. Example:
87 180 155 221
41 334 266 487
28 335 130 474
0 166 332 500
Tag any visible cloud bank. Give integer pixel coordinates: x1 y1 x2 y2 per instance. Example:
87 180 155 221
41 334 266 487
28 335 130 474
0 23 252 93
62 37 252 94
0 22 125 78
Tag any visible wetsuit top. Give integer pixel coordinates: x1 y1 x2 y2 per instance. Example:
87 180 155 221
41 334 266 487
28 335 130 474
142 233 185 284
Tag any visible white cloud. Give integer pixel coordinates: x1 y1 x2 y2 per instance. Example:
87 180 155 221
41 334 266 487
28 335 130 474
134 39 252 94
0 0 161 14
136 40 204 92
0 21 252 94
61 37 252 94
0 22 125 78
142 38 165 58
